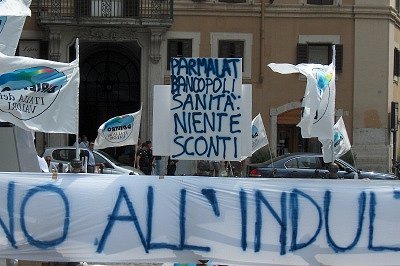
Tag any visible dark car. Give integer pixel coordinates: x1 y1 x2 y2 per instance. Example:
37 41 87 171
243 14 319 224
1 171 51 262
247 153 397 180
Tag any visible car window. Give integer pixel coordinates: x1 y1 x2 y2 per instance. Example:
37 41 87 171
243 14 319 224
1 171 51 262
52 149 75 162
94 153 112 168
297 157 322 169
285 158 298 169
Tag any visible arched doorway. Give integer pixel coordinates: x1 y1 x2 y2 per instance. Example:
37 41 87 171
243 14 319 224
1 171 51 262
74 42 141 158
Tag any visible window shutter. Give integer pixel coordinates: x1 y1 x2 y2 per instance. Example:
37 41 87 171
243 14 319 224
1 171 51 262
167 39 192 70
297 44 308 64
335 44 343 73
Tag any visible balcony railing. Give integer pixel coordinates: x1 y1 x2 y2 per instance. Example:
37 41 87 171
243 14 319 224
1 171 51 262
38 0 173 23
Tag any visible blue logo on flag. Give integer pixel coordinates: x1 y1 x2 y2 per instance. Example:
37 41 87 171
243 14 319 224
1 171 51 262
252 125 259 139
333 130 344 148
0 67 66 93
102 115 134 143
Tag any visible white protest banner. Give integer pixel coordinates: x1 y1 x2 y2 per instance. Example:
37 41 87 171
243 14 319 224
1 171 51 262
0 173 399 265
0 52 79 133
268 60 336 140
166 57 251 161
94 107 142 149
252 113 268 154
0 0 32 56
320 116 351 162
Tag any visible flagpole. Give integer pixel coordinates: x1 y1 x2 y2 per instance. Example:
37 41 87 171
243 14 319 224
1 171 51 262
331 45 336 163
75 38 80 160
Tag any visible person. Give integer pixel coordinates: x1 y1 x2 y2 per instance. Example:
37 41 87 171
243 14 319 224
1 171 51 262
167 157 178 176
327 162 339 179
45 155 58 172
37 155 49 173
86 141 96 173
79 135 89 149
136 140 153 175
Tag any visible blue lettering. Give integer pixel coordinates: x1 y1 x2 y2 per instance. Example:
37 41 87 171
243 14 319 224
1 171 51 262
96 186 147 253
324 190 366 252
289 189 322 252
20 184 69 249
255 190 287 255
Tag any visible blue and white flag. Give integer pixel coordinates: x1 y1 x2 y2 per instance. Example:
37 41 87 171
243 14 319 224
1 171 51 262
268 50 336 140
252 113 268 154
94 107 142 149
0 52 80 133
320 116 351 163
0 0 32 56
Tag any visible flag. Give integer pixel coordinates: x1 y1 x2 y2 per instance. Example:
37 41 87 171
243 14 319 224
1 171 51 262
320 116 351 163
0 52 80 133
0 0 32 56
0 0 31 16
268 57 336 140
94 108 142 149
252 113 269 154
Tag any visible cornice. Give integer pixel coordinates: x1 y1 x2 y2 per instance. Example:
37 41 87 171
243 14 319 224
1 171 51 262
173 3 397 21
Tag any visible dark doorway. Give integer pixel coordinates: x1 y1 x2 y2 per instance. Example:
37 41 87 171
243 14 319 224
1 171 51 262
72 42 141 159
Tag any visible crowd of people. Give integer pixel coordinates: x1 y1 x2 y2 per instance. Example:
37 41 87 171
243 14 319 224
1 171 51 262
37 134 247 177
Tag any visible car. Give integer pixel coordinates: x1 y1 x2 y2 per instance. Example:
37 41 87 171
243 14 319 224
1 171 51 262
42 146 144 175
246 153 397 180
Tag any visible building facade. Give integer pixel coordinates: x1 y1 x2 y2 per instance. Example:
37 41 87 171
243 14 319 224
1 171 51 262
24 0 400 172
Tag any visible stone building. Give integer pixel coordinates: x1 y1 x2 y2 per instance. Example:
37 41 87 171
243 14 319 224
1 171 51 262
23 0 400 172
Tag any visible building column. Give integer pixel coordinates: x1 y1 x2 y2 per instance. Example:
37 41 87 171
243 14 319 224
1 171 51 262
146 28 166 140
49 31 61 61
269 110 278 156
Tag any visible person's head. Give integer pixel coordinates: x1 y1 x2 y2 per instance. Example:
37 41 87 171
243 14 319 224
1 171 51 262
70 158 82 173
81 135 88 142
89 141 95 150
145 140 152 149
45 156 51 167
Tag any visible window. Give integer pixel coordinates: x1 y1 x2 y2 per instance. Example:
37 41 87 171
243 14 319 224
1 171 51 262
285 158 298 169
394 48 400 77
307 0 333 4
211 32 253 78
297 43 343 72
167 39 192 70
218 40 244 70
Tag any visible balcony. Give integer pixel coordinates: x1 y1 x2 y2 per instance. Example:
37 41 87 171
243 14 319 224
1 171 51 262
37 0 173 27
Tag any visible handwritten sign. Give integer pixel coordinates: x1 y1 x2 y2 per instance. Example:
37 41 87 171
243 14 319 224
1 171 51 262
153 58 251 161
0 173 400 265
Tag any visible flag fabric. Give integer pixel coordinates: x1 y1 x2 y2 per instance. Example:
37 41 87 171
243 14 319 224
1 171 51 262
252 113 269 154
268 59 336 140
0 0 31 16
320 116 351 163
94 108 142 150
0 0 32 56
0 52 80 133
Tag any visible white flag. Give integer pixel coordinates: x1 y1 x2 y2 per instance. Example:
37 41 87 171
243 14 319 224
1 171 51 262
252 113 268 154
0 52 79 133
0 0 31 16
94 108 142 149
0 0 32 56
268 59 336 140
320 116 351 163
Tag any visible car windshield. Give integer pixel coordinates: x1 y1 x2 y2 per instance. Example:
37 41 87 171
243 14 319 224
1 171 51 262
95 150 126 166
